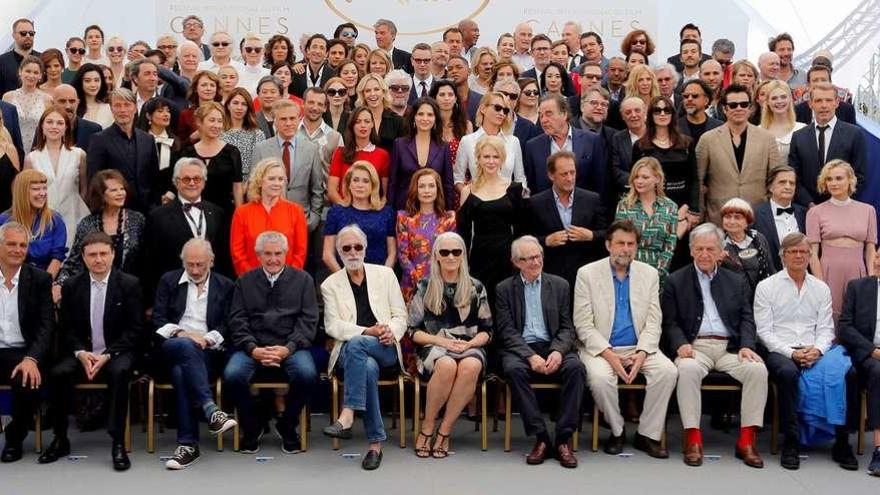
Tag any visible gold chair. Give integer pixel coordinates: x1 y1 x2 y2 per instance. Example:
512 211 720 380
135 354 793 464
329 371 406 449
231 383 309 452
502 379 579 452
0 384 42 453
412 375 490 451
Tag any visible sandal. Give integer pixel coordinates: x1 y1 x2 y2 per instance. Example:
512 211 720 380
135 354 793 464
414 430 433 458
432 431 451 459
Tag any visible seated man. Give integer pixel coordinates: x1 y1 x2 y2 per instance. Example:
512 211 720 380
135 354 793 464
754 232 857 471
662 223 767 467
574 220 677 458
320 225 407 470
752 166 806 272
496 235 585 468
837 251 880 476
41 232 144 471
223 231 319 454
0 222 54 463
153 238 236 470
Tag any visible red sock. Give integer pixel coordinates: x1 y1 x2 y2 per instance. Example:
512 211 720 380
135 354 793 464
685 428 702 446
737 426 756 449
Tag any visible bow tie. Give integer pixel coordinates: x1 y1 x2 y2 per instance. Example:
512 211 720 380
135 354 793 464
776 207 794 215
183 202 203 212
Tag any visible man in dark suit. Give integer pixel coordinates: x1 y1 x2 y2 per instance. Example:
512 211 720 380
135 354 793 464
752 166 806 271
568 62 623 130
520 35 552 88
290 34 332 98
408 43 435 105
153 238 236 470
374 19 412 74
51 84 102 151
0 101 23 159
528 151 606 292
495 235 585 468
0 222 55 463
662 223 767 468
0 18 40 96
223 231 319 454
794 65 856 125
524 94 605 198
677 79 722 144
789 82 866 206
40 232 144 470
665 23 712 73
570 85 619 202
609 97 647 193
838 253 880 475
87 88 159 213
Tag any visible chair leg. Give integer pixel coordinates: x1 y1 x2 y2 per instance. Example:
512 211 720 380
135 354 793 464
331 377 340 451
233 409 240 452
147 379 155 453
493 384 501 433
572 428 579 452
771 383 778 455
413 377 421 442
504 384 512 452
858 390 867 455
592 405 600 452
125 383 132 453
34 407 42 454
300 405 309 452
398 376 406 448
481 380 487 451
216 379 224 452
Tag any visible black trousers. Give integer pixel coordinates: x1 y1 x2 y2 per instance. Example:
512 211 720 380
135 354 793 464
46 352 134 443
0 348 42 445
500 343 585 445
859 357 880 429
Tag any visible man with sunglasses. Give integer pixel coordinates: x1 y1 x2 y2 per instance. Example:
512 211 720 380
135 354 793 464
677 79 722 144
0 18 40 96
408 43 434 104
696 84 784 225
385 70 412 118
198 31 245 76
711 39 735 88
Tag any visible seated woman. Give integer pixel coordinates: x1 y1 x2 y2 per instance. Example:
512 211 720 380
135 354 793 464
719 198 776 298
408 232 492 458
230 157 308 276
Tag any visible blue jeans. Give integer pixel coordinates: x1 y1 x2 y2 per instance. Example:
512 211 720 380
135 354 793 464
339 335 399 443
161 337 220 446
223 348 318 441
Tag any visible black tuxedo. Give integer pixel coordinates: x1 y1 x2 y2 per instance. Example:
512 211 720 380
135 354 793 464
87 124 160 213
290 62 333 98
523 127 607 198
152 268 234 340
661 264 756 354
794 100 856 126
788 120 866 206
391 47 414 74
752 201 807 272
838 276 880 428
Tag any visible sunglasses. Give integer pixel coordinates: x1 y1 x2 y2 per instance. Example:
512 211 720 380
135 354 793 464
438 248 463 258
725 101 751 109
158 44 178 51
18 31 35 38
522 89 540 97
500 91 519 100
326 88 348 97
582 73 602 81
68 48 86 55
412 58 431 64
340 32 357 38
490 104 511 115
341 244 364 253
682 93 704 100
212 42 230 47
389 85 410 93
651 107 673 115
631 39 647 45
107 46 125 53
179 176 204 184
243 46 263 53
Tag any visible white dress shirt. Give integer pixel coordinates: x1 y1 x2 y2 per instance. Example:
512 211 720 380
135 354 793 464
754 269 835 358
769 199 800 246
454 128 527 187
412 74 434 98
156 272 223 349
0 267 23 349
264 267 284 287
512 51 533 71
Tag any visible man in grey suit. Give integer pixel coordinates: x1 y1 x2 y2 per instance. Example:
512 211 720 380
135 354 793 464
252 99 325 233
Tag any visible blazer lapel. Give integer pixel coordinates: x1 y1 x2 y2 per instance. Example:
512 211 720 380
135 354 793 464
868 279 878 324
102 272 118 336
405 139 419 164
206 273 221 329
540 276 553 334
513 276 525 331
170 200 194 239
427 141 442 168
175 276 188 320
717 128 738 175
16 266 29 328
543 191 565 231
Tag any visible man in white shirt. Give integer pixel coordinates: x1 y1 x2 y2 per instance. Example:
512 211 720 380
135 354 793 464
129 59 159 114
238 33 269 97
198 31 245 75
512 22 534 71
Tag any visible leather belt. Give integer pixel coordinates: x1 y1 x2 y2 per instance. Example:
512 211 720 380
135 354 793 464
696 336 729 340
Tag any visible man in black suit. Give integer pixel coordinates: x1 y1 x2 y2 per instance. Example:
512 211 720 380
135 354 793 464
520 35 552 87
528 151 606 292
495 235 585 468
788 82 865 206
153 238 236 470
0 223 54 463
40 232 145 470
290 34 332 98
662 223 767 468
568 62 623 130
794 65 856 125
524 94 606 198
0 18 40 96
677 80 722 143
223 231 319 454
752 166 806 271
838 253 880 475
408 43 435 104
51 84 101 151
610 97 647 192
373 19 412 74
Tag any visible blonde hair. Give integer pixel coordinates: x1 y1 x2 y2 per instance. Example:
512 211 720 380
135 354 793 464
355 73 392 108
624 65 659 106
470 47 498 77
817 159 857 196
194 101 229 129
759 80 796 130
10 170 54 238
423 231 474 315
474 91 513 133
341 160 385 210
247 157 286 200
624 156 666 208
473 134 507 190
367 49 392 77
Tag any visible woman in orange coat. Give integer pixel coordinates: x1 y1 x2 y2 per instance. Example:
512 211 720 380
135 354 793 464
230 157 308 275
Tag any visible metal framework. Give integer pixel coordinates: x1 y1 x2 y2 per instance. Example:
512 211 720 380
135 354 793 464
792 0 880 71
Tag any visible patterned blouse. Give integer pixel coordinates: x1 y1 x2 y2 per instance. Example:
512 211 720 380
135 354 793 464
57 209 146 284
221 127 267 181
722 229 777 299
615 195 679 285
396 210 457 301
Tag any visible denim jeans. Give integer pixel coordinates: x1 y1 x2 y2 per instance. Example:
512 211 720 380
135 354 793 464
339 335 399 443
223 348 318 440
161 337 220 445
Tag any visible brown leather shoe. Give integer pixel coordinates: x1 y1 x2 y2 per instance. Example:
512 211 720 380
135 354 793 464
735 444 764 468
633 433 669 459
556 442 578 468
526 440 549 465
683 442 703 466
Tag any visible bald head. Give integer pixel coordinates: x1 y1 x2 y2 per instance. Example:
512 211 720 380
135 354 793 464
758 52 780 80
53 84 79 118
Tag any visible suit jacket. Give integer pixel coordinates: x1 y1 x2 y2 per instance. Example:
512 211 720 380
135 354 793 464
528 187 607 288
568 95 623 131
661 264 756 354
794 100 856 126
677 115 723 142
320 264 407 373
0 100 23 159
0 49 40 97
152 268 234 341
609 128 635 191
465 90 481 124
391 47 414 74
252 135 325 231
377 109 404 152
573 258 662 358
59 270 145 357
696 123 784 224
388 137 455 211
158 67 191 111
74 117 102 151
752 200 807 272
86 124 159 213
524 127 606 199
838 276 880 364
788 120 866 206
7 264 55 363
255 112 274 138
513 116 542 161
290 62 333 98
495 272 576 361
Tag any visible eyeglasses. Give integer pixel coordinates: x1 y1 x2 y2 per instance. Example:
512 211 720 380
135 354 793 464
682 93 704 100
412 58 431 64
68 48 86 55
582 73 602 81
341 244 364 253
518 254 543 263
585 99 609 108
651 107 673 115
178 176 204 184
107 46 125 53
490 104 511 115
725 101 751 109
212 42 230 48
17 31 35 38
326 88 348 97
500 91 519 100
522 89 540 97
438 248 463 258
389 85 410 93
243 47 263 53
340 32 357 39
718 59 732 66
183 22 203 29
158 45 178 51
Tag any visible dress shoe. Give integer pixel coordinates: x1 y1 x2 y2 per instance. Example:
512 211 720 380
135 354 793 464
112 443 130 471
780 444 800 470
361 449 382 470
556 442 578 468
633 433 668 459
322 420 353 440
37 437 71 464
603 429 625 455
868 448 880 476
0 443 23 463
683 442 703 466
735 444 764 468
526 440 549 465
832 442 859 471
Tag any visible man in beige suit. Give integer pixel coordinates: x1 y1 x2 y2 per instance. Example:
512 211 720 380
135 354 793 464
696 83 784 224
319 225 407 470
574 220 677 458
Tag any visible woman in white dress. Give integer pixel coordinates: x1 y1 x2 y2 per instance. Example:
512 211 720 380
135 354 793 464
760 80 806 161
72 63 113 128
2 55 54 150
23 107 89 248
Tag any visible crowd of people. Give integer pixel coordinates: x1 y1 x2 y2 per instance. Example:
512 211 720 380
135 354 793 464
0 13 878 478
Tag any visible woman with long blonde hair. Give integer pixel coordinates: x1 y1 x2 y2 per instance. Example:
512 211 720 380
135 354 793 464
760 80 806 160
355 73 404 152
624 64 660 108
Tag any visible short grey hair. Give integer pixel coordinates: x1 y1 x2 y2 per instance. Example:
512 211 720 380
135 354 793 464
180 238 215 262
510 235 543 261
335 224 368 253
712 38 735 55
255 231 288 254
173 157 209 182
178 40 204 62
128 58 156 80
109 87 136 104
689 222 724 249
374 19 398 36
563 21 583 34
654 63 680 86
0 221 30 243
581 84 610 103
257 75 283 94
384 69 410 88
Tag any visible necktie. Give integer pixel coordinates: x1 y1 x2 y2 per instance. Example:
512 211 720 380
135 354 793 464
419 81 427 98
282 141 291 180
776 206 794 215
183 201 203 212
817 125 829 168
90 281 106 355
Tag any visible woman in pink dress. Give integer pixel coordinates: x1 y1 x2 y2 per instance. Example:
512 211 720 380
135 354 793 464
807 159 877 321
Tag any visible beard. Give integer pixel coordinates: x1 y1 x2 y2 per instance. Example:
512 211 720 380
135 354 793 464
684 106 699 116
343 257 364 271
